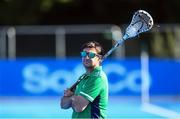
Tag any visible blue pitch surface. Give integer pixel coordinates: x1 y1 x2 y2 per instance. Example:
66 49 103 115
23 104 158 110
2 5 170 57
0 96 179 118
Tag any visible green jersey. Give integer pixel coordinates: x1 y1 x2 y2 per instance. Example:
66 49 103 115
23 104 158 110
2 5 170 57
72 66 108 119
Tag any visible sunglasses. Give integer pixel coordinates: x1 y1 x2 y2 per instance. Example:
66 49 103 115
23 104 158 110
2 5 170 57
80 51 100 58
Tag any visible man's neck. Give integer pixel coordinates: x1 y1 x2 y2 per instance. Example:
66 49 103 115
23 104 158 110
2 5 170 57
86 65 99 74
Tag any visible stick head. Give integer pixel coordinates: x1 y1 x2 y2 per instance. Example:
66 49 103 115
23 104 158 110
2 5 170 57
123 10 154 39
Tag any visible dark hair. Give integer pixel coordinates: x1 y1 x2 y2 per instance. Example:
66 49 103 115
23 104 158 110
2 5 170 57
81 41 104 56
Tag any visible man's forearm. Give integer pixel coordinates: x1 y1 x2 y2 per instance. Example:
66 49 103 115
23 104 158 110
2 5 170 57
71 95 89 112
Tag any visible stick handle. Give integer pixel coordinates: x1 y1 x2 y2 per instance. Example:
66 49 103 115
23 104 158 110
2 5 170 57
69 74 89 92
69 79 81 91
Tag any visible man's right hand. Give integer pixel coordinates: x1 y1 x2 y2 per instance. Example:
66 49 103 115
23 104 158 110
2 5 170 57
64 88 74 97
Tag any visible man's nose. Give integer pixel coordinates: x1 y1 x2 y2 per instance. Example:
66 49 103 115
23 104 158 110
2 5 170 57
84 55 90 59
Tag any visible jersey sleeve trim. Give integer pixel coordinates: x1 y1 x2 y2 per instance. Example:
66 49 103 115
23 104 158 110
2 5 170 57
80 91 94 102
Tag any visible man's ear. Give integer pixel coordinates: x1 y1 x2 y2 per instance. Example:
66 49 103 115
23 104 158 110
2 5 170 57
98 55 103 63
98 55 102 60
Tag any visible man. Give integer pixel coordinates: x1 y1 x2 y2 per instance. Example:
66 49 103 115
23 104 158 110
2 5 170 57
60 41 109 119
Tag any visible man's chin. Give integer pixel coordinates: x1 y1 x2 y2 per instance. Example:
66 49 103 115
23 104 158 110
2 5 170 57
83 63 93 68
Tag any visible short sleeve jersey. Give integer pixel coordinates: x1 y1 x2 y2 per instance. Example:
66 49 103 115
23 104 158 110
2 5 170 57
72 66 108 119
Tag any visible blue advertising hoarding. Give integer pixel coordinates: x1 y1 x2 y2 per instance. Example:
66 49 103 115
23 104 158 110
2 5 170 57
0 58 179 96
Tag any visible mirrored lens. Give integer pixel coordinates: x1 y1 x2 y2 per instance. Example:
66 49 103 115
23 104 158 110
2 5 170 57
88 52 96 58
81 51 87 57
